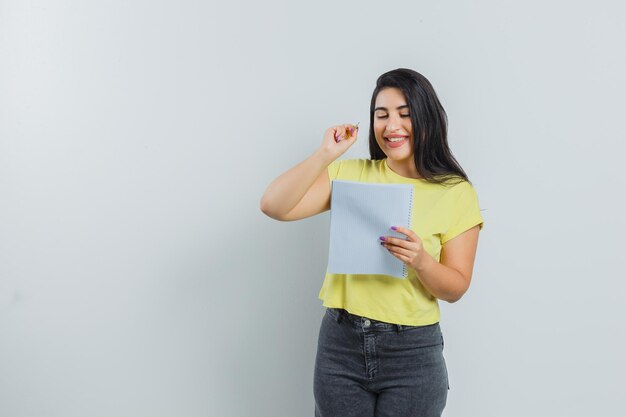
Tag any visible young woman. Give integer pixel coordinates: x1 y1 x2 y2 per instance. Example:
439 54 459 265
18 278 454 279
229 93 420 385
260 68 484 417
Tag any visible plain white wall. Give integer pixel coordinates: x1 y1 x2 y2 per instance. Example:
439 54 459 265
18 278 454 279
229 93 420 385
1 0 625 416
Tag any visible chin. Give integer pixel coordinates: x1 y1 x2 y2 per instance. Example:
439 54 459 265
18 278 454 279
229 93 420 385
387 151 413 161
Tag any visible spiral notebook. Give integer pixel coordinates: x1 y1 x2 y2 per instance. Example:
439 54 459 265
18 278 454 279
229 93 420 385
327 180 414 279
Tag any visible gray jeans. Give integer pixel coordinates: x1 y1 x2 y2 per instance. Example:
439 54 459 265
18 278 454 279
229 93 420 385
314 308 449 417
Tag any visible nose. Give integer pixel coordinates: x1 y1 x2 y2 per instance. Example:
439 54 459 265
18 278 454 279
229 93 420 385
386 115 402 132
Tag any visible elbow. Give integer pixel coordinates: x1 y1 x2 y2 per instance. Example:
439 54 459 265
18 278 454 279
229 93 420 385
444 270 472 303
259 197 286 221
259 196 271 216
441 291 464 304
442 281 470 304
445 293 464 304
259 197 275 218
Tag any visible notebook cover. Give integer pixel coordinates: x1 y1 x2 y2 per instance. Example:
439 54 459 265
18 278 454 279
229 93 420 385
327 180 414 278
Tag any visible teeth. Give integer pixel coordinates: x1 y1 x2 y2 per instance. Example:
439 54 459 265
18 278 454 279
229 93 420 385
387 137 406 142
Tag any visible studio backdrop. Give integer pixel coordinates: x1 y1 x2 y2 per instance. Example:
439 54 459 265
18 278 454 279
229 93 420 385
1 1 624 416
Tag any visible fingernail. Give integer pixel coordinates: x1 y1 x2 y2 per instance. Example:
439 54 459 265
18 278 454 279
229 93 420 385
379 236 386 241
391 226 397 230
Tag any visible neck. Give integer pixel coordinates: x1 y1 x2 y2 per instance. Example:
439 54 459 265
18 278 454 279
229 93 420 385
387 158 422 179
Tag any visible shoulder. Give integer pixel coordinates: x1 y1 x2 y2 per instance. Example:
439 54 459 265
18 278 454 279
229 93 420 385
329 158 376 168
444 180 483 216
328 158 379 174
435 177 477 195
440 179 484 242
449 179 476 194
446 180 480 206
428 179 480 209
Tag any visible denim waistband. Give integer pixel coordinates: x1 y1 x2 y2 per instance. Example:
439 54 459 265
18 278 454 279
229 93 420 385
327 307 439 333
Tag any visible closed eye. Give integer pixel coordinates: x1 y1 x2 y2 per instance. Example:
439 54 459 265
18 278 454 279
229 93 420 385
377 115 410 119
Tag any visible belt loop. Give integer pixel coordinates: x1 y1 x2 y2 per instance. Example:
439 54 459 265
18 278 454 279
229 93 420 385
396 324 403 333
335 309 344 324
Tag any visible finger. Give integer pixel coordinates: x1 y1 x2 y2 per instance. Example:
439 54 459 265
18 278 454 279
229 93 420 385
380 236 411 249
390 226 417 241
395 253 410 264
334 125 349 142
385 244 414 258
341 124 352 140
381 240 413 255
348 125 358 141
337 125 357 143
334 126 343 142
383 245 410 264
348 123 359 138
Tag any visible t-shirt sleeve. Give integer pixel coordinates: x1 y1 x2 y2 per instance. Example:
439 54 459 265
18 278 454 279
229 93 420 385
327 159 343 190
440 181 485 244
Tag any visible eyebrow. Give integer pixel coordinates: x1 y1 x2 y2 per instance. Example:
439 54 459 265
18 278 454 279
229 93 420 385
374 105 409 111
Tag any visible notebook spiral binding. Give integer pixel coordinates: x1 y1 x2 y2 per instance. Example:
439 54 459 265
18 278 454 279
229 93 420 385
403 186 415 278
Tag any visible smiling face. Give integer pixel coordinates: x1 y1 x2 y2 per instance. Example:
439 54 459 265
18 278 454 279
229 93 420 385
373 87 414 163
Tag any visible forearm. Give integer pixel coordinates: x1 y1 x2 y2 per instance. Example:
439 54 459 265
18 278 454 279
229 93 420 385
260 149 332 218
412 253 469 303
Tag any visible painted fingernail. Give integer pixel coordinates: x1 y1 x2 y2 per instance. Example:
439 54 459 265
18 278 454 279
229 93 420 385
379 236 386 241
391 226 397 230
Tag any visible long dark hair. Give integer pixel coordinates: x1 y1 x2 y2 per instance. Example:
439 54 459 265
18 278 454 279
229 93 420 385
368 68 470 186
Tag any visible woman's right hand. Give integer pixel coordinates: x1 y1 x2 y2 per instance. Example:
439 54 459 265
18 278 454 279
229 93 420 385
318 123 359 162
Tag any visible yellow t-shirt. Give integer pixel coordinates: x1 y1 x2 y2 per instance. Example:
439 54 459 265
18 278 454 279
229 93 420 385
318 158 485 326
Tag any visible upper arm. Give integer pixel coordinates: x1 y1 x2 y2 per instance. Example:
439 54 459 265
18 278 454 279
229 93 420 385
439 224 481 287
280 168 331 221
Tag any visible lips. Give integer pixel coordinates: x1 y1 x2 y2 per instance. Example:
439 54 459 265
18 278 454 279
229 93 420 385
385 136 408 141
384 136 409 148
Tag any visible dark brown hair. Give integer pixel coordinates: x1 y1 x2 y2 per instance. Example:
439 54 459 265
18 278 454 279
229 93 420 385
368 68 470 186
